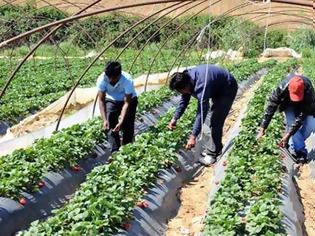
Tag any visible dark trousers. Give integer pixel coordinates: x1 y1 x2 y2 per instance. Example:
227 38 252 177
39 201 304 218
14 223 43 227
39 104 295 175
106 97 138 152
207 80 238 154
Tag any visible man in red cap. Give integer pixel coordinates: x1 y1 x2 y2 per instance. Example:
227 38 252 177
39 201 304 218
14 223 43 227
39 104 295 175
257 74 315 163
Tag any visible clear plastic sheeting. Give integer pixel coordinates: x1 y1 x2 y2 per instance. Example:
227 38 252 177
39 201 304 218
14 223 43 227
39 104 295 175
261 47 302 59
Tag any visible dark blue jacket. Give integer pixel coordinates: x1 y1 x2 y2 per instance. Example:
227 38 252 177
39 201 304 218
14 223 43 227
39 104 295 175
174 64 237 136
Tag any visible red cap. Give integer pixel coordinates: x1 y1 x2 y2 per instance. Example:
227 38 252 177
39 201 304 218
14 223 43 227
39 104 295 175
288 76 304 102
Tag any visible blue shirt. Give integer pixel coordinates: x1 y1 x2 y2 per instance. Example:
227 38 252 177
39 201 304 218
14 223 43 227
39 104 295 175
174 64 237 137
97 71 137 101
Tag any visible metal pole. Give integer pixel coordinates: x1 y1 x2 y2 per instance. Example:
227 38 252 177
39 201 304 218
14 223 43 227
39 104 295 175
55 1 190 130
0 0 194 48
0 0 102 101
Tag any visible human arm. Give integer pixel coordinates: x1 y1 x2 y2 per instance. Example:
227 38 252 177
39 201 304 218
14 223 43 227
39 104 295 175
98 91 109 130
168 94 191 129
186 98 209 150
258 86 283 138
279 112 306 147
113 94 132 132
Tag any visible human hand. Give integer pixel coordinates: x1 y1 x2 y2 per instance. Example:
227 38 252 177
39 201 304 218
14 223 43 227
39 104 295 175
167 118 177 130
103 120 109 131
279 133 290 148
113 122 122 132
256 127 265 140
185 135 196 150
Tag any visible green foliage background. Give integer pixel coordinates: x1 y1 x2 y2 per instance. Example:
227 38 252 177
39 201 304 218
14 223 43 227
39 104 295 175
1 4 314 57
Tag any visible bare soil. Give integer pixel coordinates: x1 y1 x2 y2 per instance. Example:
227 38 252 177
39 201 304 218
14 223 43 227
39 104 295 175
296 164 315 236
166 79 262 236
10 102 88 136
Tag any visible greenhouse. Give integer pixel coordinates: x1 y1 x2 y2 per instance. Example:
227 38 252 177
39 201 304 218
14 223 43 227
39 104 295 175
0 0 314 235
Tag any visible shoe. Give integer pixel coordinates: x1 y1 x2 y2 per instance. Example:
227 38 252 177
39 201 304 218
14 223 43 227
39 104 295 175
201 150 222 157
292 151 308 164
296 157 307 164
199 155 217 166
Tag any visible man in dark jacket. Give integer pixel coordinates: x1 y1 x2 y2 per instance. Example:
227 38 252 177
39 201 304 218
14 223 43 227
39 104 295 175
257 74 315 163
168 64 238 166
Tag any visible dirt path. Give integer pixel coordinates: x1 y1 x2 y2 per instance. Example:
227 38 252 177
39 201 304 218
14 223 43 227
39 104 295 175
166 79 262 236
296 164 315 236
294 65 315 236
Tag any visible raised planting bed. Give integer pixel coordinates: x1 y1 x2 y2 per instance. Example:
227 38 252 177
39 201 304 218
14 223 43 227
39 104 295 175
17 60 276 236
0 96 182 236
114 66 271 236
204 59 299 235
18 99 198 235
0 86 174 200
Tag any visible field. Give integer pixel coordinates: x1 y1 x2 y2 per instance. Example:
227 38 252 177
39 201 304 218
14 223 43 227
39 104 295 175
0 1 315 236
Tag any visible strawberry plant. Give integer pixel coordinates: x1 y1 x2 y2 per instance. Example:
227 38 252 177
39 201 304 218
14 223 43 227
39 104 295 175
302 58 315 81
0 85 176 200
0 55 273 128
18 100 197 235
204 59 297 235
16 59 277 235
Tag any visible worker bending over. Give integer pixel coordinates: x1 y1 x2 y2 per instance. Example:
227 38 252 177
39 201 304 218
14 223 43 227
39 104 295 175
168 64 238 166
257 74 315 163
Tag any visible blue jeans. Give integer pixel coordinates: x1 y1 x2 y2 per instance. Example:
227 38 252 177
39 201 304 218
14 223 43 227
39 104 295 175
285 107 315 156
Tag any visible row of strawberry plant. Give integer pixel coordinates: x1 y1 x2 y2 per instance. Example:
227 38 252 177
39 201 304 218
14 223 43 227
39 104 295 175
17 59 276 235
0 59 273 201
204 60 297 235
0 46 204 127
302 58 315 80
224 58 276 81
19 100 197 235
0 56 272 127
0 86 173 200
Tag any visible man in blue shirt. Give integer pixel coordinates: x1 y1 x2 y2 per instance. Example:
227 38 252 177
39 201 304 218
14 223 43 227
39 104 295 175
97 61 138 153
168 64 238 165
